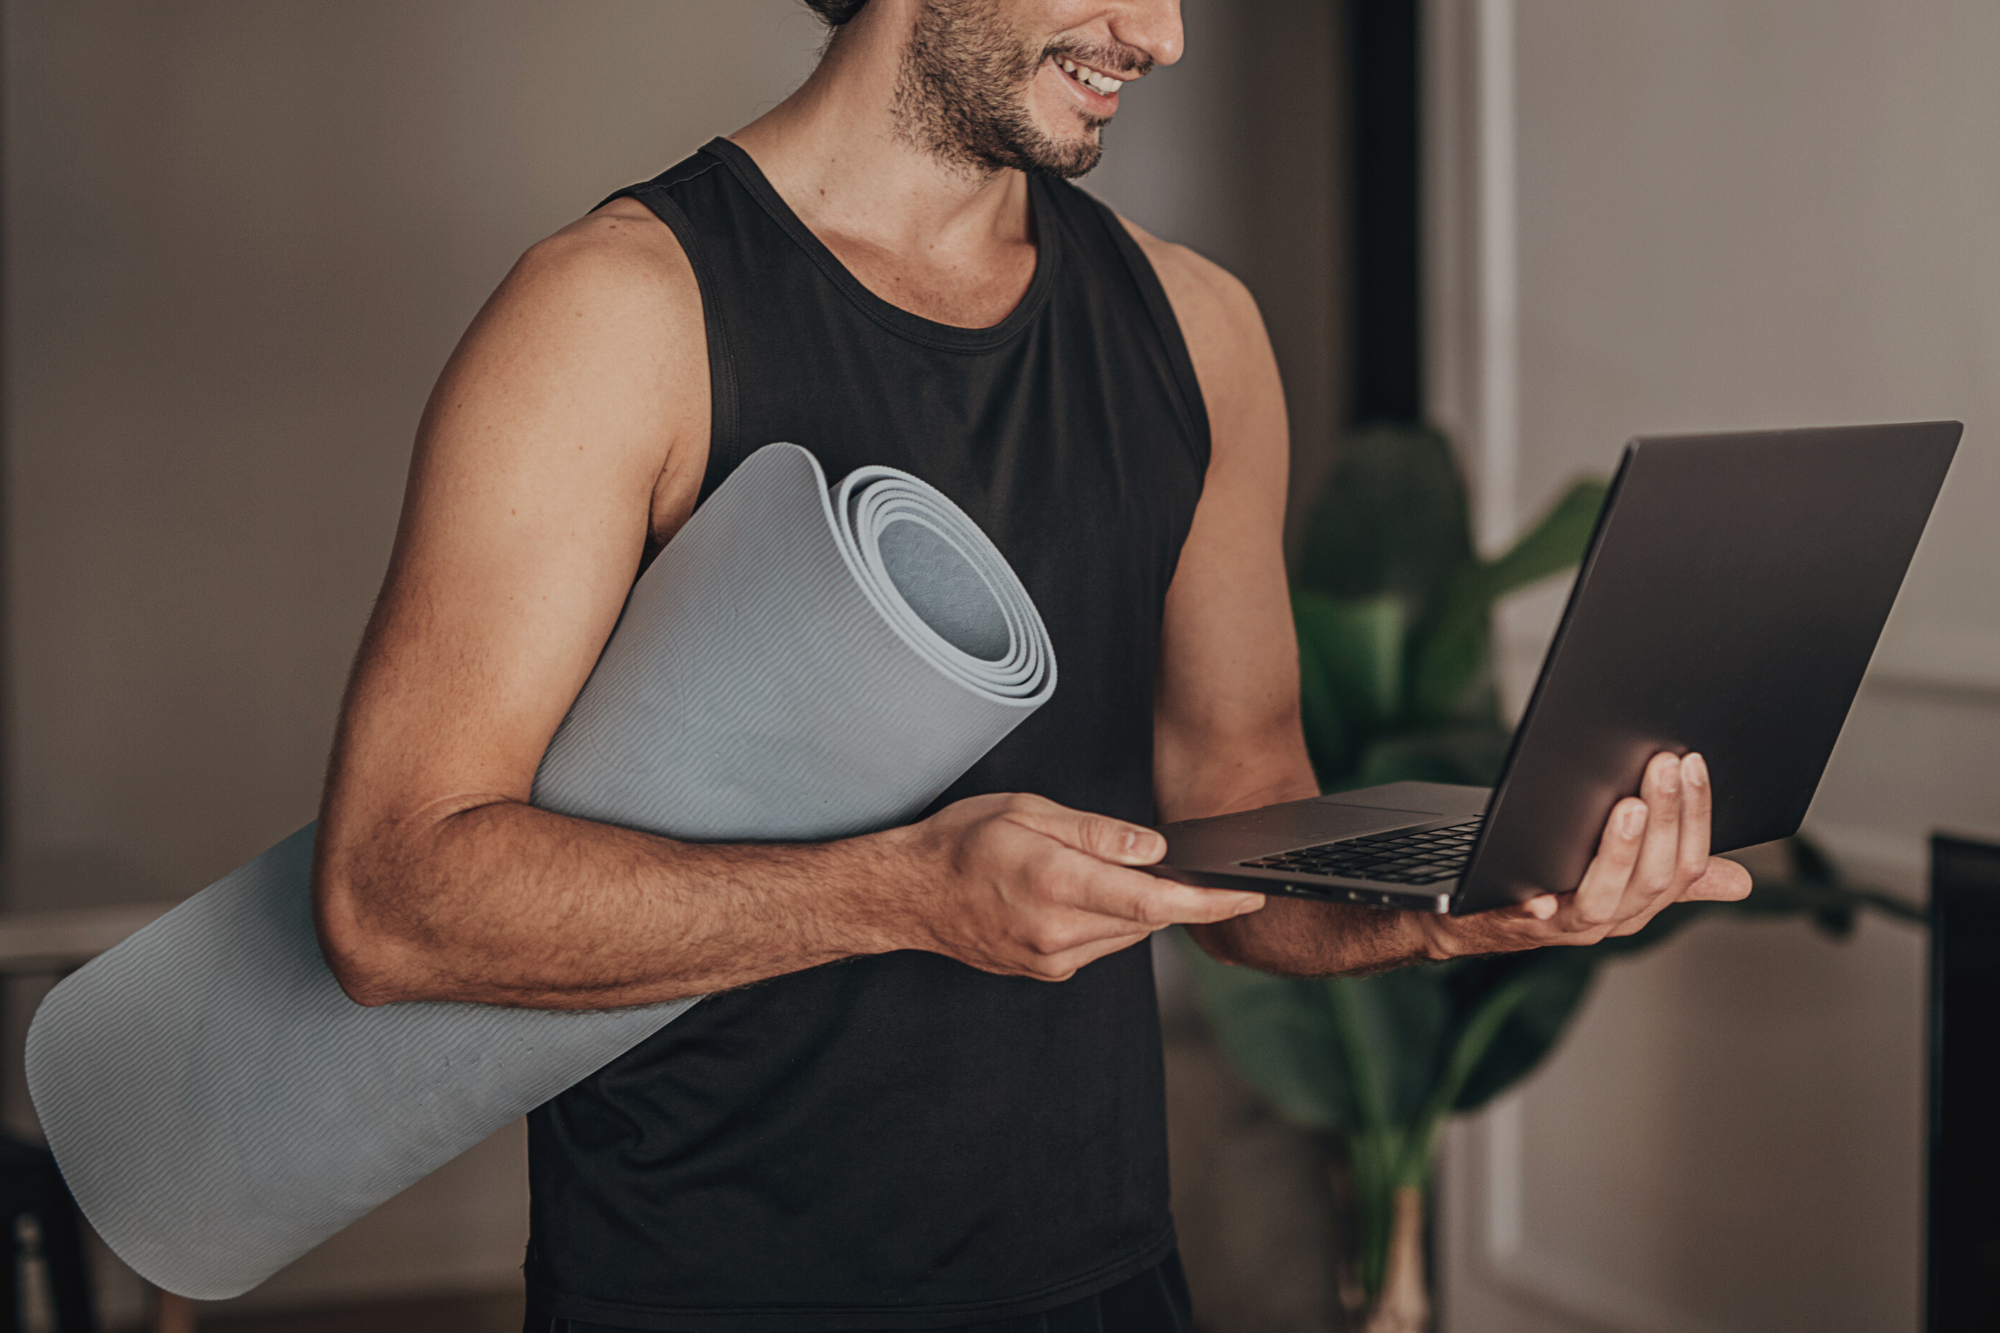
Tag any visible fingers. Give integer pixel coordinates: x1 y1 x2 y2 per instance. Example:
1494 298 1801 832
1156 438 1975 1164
1568 753 1698 931
1000 793 1166 867
1676 752 1714 886
1627 752 1686 902
1031 930 1157 982
1680 855 1753 902
1001 864 1260 981
1068 863 1265 929
927 793 1263 982
1427 750 1741 956
1569 796 1648 927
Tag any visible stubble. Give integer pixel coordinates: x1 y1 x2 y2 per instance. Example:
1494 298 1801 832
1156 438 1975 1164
892 0 1121 180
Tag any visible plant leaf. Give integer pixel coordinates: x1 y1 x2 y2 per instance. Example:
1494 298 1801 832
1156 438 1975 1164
1485 478 1611 601
1402 578 1502 728
1353 726 1513 789
1445 951 1602 1111
1179 937 1358 1132
1293 591 1405 735
1340 969 1457 1126
1295 423 1474 622
1294 602 1355 785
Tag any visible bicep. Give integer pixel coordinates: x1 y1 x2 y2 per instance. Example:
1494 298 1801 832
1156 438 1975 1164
325 219 707 834
1144 236 1314 822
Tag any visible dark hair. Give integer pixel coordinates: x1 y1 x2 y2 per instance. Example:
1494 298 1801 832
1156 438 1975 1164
801 0 871 26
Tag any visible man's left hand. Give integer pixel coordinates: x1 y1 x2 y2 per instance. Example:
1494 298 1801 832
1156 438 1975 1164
1414 750 1752 960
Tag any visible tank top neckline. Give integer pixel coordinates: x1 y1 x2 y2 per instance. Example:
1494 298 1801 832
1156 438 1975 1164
699 136 1061 355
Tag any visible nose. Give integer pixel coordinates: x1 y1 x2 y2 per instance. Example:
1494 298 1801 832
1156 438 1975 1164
1110 0 1184 67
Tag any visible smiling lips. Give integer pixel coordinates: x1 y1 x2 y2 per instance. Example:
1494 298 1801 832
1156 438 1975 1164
1054 55 1130 97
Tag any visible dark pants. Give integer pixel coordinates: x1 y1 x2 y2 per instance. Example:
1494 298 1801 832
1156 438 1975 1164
525 1251 1194 1333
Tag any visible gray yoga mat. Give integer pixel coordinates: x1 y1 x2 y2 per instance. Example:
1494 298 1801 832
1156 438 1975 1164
25 442 1055 1300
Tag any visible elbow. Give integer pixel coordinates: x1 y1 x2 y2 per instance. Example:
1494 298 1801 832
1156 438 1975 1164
311 865 422 1008
322 945 405 1010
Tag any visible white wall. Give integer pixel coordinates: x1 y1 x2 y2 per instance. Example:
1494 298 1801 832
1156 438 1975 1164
1426 2 2000 1330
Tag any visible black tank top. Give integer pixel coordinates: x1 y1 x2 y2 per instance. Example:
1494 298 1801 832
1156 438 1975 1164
524 139 1210 1332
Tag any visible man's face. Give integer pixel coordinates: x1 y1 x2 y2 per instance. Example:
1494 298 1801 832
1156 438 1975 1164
893 0 1177 179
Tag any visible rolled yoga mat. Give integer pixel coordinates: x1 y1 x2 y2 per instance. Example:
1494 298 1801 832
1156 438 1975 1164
25 442 1056 1300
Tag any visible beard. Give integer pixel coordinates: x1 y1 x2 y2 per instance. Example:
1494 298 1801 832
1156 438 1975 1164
893 0 1147 180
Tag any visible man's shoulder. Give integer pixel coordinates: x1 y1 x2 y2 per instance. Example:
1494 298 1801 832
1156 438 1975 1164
500 199 700 326
1114 216 1253 317
1113 215 1267 368
1110 215 1275 438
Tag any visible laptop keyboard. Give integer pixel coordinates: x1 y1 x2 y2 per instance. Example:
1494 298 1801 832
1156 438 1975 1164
1238 817 1484 886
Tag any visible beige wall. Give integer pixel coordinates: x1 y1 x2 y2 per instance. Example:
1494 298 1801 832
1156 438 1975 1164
1 0 1342 1320
3 0 829 915
2 2 827 1318
1426 2 2000 1330
1091 0 1346 555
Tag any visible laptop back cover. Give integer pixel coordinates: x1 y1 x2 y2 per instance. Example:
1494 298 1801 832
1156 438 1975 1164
1457 421 1960 914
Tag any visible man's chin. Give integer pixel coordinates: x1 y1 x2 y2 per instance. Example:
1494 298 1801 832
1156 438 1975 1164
1014 121 1106 179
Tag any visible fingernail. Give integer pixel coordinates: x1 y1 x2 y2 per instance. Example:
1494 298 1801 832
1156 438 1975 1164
1685 753 1707 788
1234 895 1266 915
1122 830 1163 861
1622 802 1646 837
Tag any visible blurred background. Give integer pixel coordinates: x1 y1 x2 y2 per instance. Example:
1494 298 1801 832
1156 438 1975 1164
1 2 1996 1331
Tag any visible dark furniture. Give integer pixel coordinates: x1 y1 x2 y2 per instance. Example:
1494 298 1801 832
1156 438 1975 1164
1 1134 96 1332
1927 833 2000 1332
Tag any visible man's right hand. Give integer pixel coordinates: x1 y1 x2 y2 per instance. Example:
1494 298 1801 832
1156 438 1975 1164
868 793 1264 981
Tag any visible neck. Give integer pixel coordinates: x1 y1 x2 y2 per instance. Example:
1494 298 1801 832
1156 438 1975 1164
729 0 1035 263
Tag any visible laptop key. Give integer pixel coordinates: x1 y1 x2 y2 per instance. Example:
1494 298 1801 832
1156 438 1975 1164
1238 817 1484 882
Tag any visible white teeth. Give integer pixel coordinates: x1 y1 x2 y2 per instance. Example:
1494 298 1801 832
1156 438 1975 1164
1055 56 1124 95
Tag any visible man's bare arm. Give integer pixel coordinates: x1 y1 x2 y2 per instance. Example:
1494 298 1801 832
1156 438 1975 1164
1127 220 1751 978
1126 220 1425 975
312 208 1264 1010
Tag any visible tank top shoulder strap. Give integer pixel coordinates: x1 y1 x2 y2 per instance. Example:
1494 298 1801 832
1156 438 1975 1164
1031 179 1212 469
599 147 746 496
602 146 1212 496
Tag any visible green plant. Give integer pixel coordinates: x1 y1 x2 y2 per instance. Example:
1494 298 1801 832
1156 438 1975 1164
1290 421 1608 791
1186 422 1926 1333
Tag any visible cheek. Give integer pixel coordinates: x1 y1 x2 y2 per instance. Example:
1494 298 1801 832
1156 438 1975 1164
1027 66 1111 132
1028 60 1070 104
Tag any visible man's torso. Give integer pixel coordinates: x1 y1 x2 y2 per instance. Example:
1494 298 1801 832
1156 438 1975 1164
525 139 1209 1331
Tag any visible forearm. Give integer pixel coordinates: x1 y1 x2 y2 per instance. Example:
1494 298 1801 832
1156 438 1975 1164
1158 728 1437 977
1186 896 1434 977
314 799 912 1009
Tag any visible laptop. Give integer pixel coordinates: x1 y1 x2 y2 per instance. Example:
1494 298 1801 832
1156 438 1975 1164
1149 421 1962 915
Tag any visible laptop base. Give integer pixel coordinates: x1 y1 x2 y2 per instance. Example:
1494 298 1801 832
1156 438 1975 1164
1149 781 1490 915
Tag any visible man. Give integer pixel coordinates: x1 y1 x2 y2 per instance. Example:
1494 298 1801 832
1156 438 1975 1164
312 1 1750 1329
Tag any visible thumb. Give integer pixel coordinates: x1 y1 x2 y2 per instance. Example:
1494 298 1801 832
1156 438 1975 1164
1006 798 1166 866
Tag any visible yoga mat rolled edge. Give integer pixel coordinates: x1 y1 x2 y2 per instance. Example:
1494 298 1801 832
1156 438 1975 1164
26 443 1054 1298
